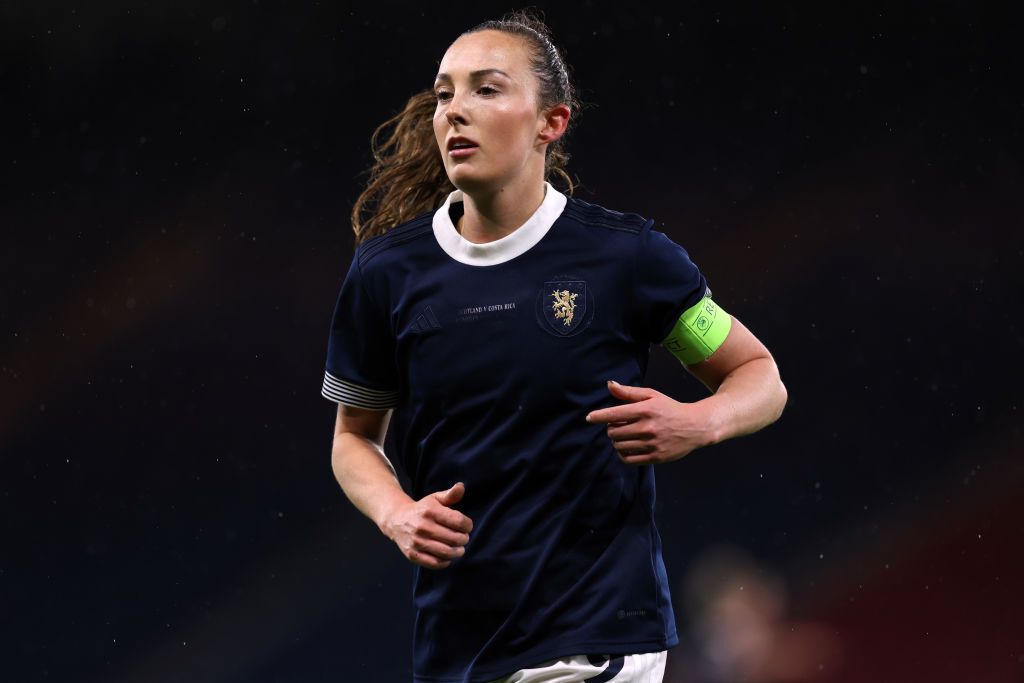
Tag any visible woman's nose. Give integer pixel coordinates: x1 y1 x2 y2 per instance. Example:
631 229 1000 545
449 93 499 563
445 93 467 126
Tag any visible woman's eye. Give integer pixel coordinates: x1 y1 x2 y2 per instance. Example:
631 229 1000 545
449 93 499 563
434 86 497 102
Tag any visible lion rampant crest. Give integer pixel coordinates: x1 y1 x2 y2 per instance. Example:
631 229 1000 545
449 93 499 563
538 279 589 336
550 289 578 326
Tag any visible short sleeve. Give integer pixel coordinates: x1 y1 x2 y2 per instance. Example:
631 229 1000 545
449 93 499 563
321 251 400 409
633 224 712 344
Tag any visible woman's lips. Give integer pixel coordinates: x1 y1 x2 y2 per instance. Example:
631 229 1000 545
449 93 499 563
449 145 478 158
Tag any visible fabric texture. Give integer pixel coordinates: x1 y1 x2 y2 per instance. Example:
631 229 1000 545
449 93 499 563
321 184 711 682
485 650 668 682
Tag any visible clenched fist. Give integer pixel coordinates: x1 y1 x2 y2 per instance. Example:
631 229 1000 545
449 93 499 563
381 481 474 570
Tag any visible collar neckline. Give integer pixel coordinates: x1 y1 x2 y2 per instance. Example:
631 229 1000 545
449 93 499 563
431 181 567 266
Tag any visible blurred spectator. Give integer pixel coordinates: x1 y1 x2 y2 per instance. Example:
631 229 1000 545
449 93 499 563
667 544 843 683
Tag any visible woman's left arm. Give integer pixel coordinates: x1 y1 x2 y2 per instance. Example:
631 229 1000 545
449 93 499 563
685 314 788 442
586 315 788 465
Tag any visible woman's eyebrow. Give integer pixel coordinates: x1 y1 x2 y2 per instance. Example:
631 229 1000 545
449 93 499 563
434 68 512 83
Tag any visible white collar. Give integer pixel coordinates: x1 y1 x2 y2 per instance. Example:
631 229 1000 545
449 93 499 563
431 181 567 266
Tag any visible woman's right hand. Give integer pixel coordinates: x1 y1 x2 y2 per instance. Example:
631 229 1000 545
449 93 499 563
381 481 473 570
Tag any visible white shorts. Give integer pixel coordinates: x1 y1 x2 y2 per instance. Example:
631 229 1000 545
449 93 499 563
487 650 668 682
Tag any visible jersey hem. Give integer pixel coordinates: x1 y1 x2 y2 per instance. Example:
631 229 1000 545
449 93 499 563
411 634 679 683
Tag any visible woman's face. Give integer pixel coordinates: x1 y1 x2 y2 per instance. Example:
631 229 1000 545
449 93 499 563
432 30 548 194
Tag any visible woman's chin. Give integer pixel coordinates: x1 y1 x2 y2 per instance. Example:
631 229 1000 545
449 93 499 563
448 170 494 195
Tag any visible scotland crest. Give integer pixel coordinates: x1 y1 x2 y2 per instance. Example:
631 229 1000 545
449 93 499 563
538 280 589 336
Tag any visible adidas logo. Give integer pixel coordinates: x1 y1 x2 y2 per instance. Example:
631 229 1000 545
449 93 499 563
408 305 441 333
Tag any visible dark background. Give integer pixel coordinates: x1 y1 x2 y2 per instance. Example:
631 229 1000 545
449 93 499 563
2 2 1021 681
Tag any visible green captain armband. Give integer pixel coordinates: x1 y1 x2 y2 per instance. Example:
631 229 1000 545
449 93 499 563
660 295 732 365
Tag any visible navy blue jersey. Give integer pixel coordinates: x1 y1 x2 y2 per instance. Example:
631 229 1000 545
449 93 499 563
321 183 711 682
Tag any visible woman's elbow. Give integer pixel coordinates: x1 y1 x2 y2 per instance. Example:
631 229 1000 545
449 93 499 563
771 365 788 424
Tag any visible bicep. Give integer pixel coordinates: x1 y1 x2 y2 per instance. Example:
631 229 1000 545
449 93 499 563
334 404 393 445
683 315 774 393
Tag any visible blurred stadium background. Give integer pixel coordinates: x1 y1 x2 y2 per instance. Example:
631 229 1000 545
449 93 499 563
2 2 1020 681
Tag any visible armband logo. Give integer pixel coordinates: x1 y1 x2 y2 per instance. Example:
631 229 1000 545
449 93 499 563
537 278 594 337
693 299 717 332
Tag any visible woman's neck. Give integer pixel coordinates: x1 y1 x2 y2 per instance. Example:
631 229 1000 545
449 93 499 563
456 177 546 245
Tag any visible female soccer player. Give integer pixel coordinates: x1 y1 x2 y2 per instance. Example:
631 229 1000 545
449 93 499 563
322 10 787 683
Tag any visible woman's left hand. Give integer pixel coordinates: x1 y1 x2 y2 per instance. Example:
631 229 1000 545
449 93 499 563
585 380 719 465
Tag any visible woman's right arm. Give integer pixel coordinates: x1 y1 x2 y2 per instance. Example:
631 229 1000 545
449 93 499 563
331 404 473 569
331 404 410 529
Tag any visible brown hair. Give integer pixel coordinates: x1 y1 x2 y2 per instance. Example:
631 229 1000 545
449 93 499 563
350 9 581 245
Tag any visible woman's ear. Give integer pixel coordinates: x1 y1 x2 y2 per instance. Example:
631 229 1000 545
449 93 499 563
538 104 571 145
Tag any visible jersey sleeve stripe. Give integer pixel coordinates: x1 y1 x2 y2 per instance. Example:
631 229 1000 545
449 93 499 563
321 371 399 409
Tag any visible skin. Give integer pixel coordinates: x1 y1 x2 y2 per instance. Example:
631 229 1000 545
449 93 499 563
431 29 570 244
331 403 472 571
330 30 787 571
586 315 787 465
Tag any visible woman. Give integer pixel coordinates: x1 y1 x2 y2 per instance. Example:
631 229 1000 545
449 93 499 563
321 10 787 683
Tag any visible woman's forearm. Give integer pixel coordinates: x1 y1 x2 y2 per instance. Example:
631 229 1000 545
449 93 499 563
701 356 788 444
331 432 413 534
